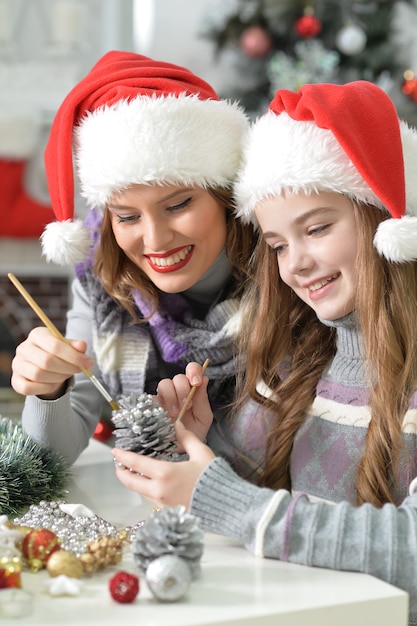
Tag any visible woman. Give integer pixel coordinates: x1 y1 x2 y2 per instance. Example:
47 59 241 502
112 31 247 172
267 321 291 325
11 50 253 465
113 81 417 625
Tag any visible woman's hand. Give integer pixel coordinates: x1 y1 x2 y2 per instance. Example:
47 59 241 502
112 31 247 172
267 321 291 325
156 361 213 443
113 421 215 510
11 327 94 400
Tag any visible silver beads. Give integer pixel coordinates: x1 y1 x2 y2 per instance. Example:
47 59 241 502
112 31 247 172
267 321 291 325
14 500 143 557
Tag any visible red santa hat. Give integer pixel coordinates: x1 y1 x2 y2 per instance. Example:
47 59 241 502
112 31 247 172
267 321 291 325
42 50 249 266
235 80 417 263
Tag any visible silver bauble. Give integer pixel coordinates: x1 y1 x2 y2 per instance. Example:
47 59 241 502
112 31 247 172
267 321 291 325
335 24 367 56
146 554 192 602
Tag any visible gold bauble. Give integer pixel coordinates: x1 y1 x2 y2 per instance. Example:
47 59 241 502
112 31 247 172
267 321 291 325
46 550 83 579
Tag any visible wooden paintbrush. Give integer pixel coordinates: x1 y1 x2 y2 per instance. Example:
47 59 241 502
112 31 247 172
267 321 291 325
8 272 120 411
177 358 210 420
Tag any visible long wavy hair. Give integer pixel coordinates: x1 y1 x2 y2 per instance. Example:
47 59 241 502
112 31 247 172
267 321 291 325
93 187 256 320
236 201 417 507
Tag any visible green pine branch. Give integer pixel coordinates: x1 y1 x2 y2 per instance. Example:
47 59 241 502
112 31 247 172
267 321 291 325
0 417 71 518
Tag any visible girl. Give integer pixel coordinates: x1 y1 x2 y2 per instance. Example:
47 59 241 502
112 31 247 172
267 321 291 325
113 81 417 625
11 51 253 465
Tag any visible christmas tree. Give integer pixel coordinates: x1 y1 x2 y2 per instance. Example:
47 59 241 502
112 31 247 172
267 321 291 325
201 0 417 123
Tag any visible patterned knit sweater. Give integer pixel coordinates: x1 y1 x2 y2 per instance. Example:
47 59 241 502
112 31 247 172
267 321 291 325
200 314 417 625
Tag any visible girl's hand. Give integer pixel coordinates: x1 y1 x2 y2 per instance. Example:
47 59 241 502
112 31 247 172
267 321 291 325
113 421 215 510
11 327 94 400
156 361 213 443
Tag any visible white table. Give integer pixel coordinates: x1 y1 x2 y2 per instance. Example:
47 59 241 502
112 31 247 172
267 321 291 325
17 439 408 625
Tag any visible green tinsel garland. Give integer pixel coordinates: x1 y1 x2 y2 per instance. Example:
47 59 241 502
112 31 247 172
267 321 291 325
0 416 71 517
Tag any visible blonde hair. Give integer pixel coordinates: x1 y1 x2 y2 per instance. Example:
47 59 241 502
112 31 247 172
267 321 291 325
94 187 256 320
237 202 417 507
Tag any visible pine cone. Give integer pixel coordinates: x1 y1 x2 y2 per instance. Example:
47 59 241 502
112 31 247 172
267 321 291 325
132 506 204 579
112 393 181 459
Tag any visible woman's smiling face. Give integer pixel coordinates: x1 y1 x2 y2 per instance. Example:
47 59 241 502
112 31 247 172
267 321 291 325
255 190 358 320
108 183 227 293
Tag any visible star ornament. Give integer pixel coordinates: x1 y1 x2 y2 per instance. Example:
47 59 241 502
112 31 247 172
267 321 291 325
43 575 83 597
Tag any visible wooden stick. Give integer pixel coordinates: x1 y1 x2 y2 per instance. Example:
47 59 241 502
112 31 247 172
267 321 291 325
8 272 120 411
177 358 210 420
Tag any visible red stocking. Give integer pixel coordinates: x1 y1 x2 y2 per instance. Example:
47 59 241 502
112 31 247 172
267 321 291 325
0 112 53 238
0 159 53 237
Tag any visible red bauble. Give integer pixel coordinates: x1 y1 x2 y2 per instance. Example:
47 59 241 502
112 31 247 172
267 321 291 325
294 14 322 38
0 557 21 589
109 571 139 603
240 25 273 58
93 419 114 442
22 529 61 572
402 77 417 102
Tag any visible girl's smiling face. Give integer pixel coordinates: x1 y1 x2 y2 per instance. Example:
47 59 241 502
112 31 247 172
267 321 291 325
255 190 358 320
108 183 227 293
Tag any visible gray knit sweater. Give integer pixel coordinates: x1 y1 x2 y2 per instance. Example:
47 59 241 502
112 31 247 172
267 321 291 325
196 315 417 624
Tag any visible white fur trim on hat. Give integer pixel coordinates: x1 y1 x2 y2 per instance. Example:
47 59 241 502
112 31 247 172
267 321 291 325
75 93 248 208
234 111 384 225
41 219 91 266
374 215 417 263
373 119 417 262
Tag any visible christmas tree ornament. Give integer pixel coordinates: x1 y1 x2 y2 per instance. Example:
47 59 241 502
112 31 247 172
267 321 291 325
132 505 204 580
402 70 417 102
335 23 367 55
93 419 114 443
239 25 273 58
0 417 70 517
294 7 321 39
0 557 21 589
112 393 185 460
46 549 84 579
21 528 61 573
109 571 139 603
145 554 192 602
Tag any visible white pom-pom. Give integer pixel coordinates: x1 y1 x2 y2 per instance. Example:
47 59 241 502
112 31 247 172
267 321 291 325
41 219 91 266
374 215 417 263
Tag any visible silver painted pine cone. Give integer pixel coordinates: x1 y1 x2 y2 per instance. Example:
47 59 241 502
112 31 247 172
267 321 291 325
112 392 182 459
132 505 204 579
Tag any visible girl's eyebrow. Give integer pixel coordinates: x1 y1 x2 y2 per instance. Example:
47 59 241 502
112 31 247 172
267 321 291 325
293 206 336 225
262 206 336 239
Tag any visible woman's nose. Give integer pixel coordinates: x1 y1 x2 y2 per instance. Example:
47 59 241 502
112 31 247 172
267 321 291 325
142 217 174 250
